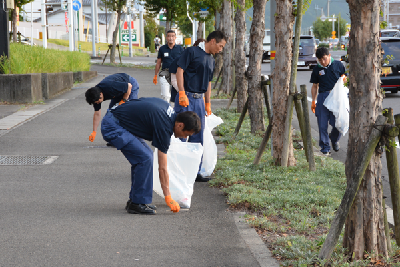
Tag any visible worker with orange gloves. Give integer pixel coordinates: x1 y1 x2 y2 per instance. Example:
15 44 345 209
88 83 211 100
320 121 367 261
310 47 346 156
85 73 139 143
101 98 201 214
175 31 227 182
153 30 184 102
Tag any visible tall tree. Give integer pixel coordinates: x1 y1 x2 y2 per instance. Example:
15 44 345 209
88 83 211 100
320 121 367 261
234 0 247 113
221 0 232 95
11 0 35 43
271 0 295 165
101 0 125 64
144 0 187 36
343 0 388 260
246 0 267 133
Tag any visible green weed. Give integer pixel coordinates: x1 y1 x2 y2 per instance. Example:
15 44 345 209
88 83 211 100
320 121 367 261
211 108 400 266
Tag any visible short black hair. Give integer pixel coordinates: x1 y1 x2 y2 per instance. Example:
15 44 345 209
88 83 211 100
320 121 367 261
166 30 175 35
176 111 201 134
207 30 227 43
85 87 102 105
316 47 330 59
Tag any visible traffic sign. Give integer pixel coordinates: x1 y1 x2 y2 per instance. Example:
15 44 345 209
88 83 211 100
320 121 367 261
72 0 81 11
122 34 137 42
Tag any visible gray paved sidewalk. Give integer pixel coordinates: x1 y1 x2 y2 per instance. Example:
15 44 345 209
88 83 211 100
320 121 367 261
0 65 278 267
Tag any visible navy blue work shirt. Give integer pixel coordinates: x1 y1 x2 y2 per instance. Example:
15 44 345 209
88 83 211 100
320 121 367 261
111 97 176 154
93 73 134 111
158 44 184 69
177 46 215 93
310 60 345 93
168 57 179 74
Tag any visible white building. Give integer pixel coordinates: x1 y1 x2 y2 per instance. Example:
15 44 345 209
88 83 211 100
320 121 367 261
19 0 142 46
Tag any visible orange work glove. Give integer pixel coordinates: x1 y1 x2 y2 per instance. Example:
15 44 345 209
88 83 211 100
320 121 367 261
311 101 316 114
178 91 189 107
153 74 158 85
165 195 180 213
89 131 96 142
118 99 127 105
205 102 211 116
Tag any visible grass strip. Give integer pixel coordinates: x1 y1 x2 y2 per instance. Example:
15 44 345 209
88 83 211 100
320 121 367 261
211 108 400 266
0 44 90 74
47 39 146 54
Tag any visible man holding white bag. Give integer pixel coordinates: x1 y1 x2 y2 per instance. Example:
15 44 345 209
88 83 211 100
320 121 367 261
101 98 201 215
310 47 346 156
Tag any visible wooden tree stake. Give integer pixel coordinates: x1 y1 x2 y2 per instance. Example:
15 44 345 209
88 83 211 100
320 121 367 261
281 94 294 167
253 121 273 165
300 85 316 171
234 98 249 136
294 92 308 162
318 115 387 263
383 108 400 246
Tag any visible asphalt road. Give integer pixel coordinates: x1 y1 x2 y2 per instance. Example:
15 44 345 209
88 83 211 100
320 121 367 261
259 50 400 211
0 65 273 267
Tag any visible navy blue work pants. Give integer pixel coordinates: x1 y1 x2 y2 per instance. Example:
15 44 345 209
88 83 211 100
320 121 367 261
101 112 153 204
174 92 205 173
109 76 140 109
315 91 341 153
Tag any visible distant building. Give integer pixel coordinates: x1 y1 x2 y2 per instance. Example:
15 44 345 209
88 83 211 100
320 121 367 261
383 0 400 28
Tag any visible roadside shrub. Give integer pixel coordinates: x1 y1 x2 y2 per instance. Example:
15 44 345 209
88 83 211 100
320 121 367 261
0 43 90 74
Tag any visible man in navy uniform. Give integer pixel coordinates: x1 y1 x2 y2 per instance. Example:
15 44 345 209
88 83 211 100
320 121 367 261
153 30 184 102
85 73 139 143
175 30 227 182
101 98 201 215
310 47 346 156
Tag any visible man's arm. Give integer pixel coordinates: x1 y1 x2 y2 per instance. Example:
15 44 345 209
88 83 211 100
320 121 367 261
311 83 319 102
157 150 171 197
158 150 180 212
205 82 212 116
93 110 102 132
176 67 185 92
155 58 162 75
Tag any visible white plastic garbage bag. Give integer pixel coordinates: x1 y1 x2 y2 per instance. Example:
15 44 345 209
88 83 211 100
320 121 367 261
199 114 224 177
323 77 350 136
153 137 203 209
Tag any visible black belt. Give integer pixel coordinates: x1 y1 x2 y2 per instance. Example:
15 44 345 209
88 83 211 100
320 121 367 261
186 92 203 99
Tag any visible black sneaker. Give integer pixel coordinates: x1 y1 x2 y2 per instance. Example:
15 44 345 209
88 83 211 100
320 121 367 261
331 142 340 152
195 173 211 182
126 200 157 210
322 151 331 156
126 202 156 215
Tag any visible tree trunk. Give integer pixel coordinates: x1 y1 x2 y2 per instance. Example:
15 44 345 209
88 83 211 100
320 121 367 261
271 0 295 166
343 0 387 260
197 21 203 40
235 0 247 114
12 8 17 43
213 10 223 79
110 8 122 64
221 0 232 95
247 0 267 133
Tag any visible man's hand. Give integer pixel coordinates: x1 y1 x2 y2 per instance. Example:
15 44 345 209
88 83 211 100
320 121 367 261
311 101 316 114
118 99 127 106
205 102 211 116
153 74 158 85
178 91 189 107
165 195 180 213
89 131 96 142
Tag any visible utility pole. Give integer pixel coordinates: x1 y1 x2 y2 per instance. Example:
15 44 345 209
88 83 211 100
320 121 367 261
69 0 74 51
127 0 132 57
140 11 144 47
0 0 11 73
41 0 47 49
91 0 95 56
327 0 330 17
